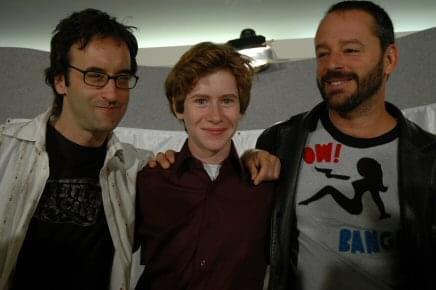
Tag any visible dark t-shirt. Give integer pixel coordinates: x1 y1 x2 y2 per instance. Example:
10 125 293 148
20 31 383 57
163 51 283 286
11 124 114 290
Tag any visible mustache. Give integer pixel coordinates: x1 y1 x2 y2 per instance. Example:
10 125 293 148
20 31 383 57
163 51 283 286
321 70 358 83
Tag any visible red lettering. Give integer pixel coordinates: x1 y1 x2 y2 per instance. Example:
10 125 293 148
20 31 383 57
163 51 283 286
334 143 342 163
303 147 315 164
315 143 333 162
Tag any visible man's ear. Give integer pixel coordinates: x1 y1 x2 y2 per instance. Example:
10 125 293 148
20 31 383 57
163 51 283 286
384 44 399 76
54 74 67 95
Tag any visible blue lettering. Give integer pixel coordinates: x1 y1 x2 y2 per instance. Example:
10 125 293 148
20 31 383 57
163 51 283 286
351 230 365 253
338 228 395 254
339 228 351 252
364 230 379 254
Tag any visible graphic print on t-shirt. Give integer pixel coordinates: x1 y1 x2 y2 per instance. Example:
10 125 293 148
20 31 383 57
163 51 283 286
299 157 391 220
33 178 103 226
294 114 400 290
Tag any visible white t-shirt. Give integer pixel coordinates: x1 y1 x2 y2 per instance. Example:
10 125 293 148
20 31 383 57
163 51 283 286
295 113 400 290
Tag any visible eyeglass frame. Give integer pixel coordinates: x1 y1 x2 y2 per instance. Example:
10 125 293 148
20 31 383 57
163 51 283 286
67 64 139 89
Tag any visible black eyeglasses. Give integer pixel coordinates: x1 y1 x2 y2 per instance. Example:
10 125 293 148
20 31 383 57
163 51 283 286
68 65 139 89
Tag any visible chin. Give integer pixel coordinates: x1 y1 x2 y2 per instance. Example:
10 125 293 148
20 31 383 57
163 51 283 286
325 93 351 109
94 123 119 133
104 117 123 127
205 140 231 152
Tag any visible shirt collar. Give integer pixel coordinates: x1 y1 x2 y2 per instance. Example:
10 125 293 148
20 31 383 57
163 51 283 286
105 131 127 164
173 139 245 179
1 108 51 154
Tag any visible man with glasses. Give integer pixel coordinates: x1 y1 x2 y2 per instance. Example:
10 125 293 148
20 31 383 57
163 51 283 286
0 8 152 290
67 64 139 91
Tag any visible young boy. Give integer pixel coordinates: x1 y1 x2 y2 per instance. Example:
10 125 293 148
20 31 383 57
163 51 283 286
135 42 273 290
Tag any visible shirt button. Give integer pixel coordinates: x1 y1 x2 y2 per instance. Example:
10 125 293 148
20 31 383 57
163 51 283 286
200 259 206 268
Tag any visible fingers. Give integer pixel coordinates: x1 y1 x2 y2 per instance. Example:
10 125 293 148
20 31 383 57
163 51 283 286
147 158 158 168
147 150 177 169
251 150 281 185
148 152 171 169
165 150 176 164
247 158 260 183
241 149 260 181
253 165 266 185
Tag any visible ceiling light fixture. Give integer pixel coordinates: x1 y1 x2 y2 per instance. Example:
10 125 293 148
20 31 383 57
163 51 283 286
227 28 274 71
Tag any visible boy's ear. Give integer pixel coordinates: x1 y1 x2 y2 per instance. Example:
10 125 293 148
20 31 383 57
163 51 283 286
172 98 184 120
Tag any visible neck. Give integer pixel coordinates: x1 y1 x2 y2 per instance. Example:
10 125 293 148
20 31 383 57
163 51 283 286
188 141 231 165
328 99 397 138
51 118 108 147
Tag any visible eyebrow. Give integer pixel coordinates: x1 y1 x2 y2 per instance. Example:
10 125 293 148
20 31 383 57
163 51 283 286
315 39 364 51
340 39 364 46
84 66 132 74
189 93 238 98
221 93 239 98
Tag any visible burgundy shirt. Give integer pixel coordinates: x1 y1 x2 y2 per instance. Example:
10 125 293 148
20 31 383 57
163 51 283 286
135 141 273 290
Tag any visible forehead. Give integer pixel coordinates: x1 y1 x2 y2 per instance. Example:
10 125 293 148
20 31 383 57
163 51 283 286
69 37 131 68
190 70 237 92
315 10 378 44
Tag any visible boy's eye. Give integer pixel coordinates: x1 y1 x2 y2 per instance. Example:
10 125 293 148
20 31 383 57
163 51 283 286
194 98 208 105
222 97 236 105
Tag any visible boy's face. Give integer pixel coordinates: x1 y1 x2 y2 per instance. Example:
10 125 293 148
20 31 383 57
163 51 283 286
175 69 242 164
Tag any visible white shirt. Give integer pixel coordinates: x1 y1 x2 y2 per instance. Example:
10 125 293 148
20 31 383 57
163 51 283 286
0 109 153 290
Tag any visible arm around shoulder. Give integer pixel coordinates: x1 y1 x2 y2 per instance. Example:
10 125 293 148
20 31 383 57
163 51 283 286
256 125 279 154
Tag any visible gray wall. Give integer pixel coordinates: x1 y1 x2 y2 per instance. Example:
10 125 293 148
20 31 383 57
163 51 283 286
1 27 435 130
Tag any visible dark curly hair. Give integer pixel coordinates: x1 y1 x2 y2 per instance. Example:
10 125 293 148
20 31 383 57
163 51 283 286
45 8 138 117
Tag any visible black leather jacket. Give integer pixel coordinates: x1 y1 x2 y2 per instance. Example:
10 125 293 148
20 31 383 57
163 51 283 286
257 102 436 290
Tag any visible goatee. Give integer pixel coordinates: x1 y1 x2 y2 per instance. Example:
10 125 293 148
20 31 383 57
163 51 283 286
317 58 384 113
